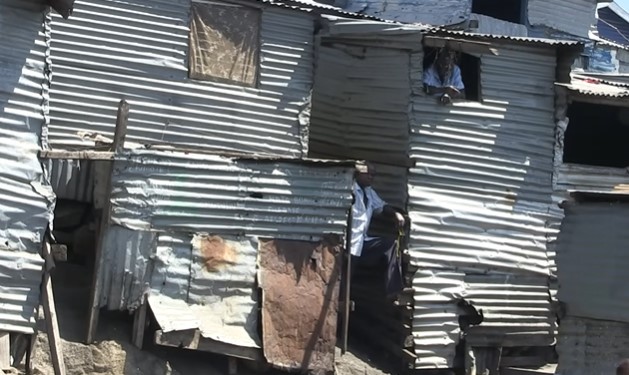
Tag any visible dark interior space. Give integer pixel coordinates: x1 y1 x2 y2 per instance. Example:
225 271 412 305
564 101 629 168
423 47 481 102
52 199 96 267
472 0 525 24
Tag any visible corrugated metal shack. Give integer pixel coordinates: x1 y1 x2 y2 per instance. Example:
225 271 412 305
35 0 371 372
0 0 57 335
309 19 581 371
552 75 629 375
95 149 355 372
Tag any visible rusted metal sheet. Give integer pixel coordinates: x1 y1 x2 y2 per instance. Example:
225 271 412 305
259 236 342 372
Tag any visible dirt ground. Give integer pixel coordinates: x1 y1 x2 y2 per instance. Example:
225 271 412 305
13 263 391 375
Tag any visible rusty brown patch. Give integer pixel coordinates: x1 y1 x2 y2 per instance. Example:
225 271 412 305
258 235 342 373
198 236 237 272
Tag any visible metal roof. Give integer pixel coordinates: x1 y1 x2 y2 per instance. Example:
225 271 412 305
557 74 629 98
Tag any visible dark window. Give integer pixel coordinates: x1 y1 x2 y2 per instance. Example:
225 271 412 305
472 0 525 24
423 48 481 102
564 102 629 168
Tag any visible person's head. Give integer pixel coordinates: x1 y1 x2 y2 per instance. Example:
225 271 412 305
355 162 375 188
617 359 629 375
436 48 456 79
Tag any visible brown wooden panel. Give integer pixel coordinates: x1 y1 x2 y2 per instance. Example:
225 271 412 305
259 236 342 374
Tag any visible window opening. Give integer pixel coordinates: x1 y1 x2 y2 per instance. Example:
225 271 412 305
472 0 526 24
564 101 629 168
189 1 261 86
423 47 481 102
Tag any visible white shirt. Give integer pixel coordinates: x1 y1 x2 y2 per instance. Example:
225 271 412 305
350 183 386 257
423 64 465 94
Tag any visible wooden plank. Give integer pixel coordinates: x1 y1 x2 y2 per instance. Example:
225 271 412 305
112 100 129 154
154 330 263 361
42 240 67 375
86 99 129 344
132 302 147 349
340 244 351 354
0 332 10 370
38 150 115 160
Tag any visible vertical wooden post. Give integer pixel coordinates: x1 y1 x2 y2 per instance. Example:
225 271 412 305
85 99 129 344
132 300 147 349
42 239 67 375
0 332 10 370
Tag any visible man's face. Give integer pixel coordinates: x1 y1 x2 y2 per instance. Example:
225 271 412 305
437 52 453 77
356 165 375 187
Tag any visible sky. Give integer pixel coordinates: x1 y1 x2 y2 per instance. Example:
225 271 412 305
616 0 629 12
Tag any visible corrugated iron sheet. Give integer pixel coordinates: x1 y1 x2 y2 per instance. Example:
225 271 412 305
557 75 629 97
528 0 597 38
556 202 629 324
48 0 316 157
100 226 156 310
411 270 464 369
556 316 629 375
0 0 55 334
45 158 95 202
148 234 260 349
108 150 354 241
309 44 410 206
464 274 556 347
408 44 560 366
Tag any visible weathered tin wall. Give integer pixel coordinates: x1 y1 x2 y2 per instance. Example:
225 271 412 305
107 150 353 240
48 0 315 157
409 42 560 368
555 202 629 325
309 43 411 207
528 0 597 38
0 0 56 334
95 149 353 361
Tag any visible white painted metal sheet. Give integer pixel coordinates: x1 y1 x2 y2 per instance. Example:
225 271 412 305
0 0 55 334
148 233 261 349
48 0 316 157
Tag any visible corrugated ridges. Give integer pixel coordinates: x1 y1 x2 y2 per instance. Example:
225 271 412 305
109 149 353 241
48 0 315 156
0 0 54 334
528 0 597 38
408 45 559 366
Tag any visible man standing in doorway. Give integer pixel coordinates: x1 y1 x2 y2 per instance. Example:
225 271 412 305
423 48 466 105
351 162 407 297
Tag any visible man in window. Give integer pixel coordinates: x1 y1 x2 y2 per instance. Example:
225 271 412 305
423 48 465 105
351 162 406 297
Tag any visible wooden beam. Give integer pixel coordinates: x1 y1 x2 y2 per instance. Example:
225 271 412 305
86 99 129 344
340 242 352 354
132 302 147 349
113 100 129 154
0 332 10 370
154 330 263 362
423 36 499 56
42 240 67 375
38 150 115 160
